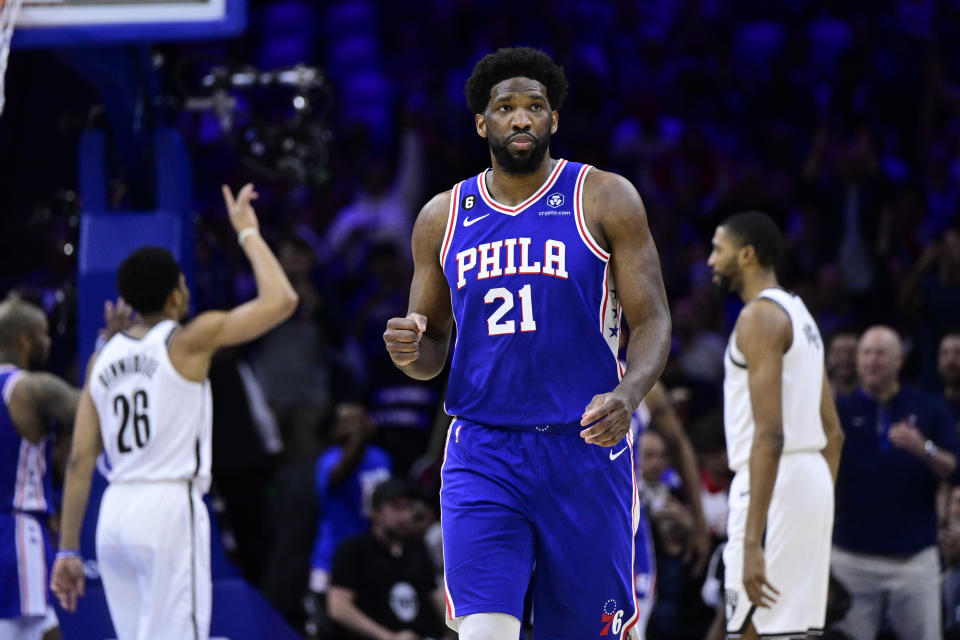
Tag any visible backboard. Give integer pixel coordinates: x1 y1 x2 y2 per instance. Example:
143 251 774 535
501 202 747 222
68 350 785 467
12 0 246 48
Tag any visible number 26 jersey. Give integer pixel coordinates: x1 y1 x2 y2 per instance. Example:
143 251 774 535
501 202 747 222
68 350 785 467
441 160 622 429
89 320 212 489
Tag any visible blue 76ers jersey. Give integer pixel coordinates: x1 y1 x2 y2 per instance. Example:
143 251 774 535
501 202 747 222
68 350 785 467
440 159 622 430
0 365 52 516
0 364 55 619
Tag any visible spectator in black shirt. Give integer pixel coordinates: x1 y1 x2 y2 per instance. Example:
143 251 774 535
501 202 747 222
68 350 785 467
328 478 444 640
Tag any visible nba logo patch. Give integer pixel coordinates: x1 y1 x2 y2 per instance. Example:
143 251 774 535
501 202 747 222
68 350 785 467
547 192 564 208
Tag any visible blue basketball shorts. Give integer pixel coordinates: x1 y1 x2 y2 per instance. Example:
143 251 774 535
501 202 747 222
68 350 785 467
0 511 53 619
440 418 640 640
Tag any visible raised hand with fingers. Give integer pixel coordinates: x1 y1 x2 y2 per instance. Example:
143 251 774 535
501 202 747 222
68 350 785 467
99 298 136 341
579 391 634 447
50 553 85 613
221 183 261 234
384 313 427 367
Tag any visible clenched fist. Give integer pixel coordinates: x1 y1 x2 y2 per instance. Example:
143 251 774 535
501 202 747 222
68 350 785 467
384 313 427 367
580 391 634 447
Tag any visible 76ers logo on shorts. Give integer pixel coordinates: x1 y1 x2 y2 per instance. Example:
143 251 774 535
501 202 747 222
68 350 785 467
599 598 624 636
547 192 564 208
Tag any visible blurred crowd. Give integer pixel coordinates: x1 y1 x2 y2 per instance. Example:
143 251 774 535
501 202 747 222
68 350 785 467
4 0 960 638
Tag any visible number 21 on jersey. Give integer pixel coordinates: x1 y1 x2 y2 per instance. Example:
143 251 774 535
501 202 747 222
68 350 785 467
484 284 536 335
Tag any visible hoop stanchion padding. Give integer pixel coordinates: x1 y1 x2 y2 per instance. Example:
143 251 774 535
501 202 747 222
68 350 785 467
77 127 194 380
77 211 184 376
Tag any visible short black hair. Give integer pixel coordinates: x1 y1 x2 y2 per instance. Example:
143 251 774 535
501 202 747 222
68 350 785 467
464 47 569 114
827 326 862 343
117 247 182 315
371 478 420 510
721 211 784 269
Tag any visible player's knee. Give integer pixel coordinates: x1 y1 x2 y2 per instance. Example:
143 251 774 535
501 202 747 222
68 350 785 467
458 612 521 640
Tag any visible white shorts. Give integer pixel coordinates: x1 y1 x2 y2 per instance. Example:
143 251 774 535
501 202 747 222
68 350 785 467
96 480 211 640
724 452 833 638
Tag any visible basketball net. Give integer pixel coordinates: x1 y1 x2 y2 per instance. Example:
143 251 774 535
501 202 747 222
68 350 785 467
0 0 22 116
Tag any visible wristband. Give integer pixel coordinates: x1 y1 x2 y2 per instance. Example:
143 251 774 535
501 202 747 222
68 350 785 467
56 549 81 561
237 227 260 245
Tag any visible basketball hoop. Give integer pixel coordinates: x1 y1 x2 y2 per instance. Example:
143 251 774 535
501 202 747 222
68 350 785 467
0 0 22 116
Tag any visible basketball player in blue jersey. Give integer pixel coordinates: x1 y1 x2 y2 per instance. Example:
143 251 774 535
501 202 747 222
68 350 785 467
383 47 671 640
0 297 79 639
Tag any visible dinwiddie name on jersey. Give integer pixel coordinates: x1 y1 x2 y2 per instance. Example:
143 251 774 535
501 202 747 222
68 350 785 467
97 354 160 390
455 237 568 289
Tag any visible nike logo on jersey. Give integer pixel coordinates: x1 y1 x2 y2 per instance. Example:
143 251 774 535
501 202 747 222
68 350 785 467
463 214 490 227
609 447 628 461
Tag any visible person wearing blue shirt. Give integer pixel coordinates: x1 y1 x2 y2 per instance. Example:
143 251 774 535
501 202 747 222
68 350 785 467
832 325 960 640
309 403 392 597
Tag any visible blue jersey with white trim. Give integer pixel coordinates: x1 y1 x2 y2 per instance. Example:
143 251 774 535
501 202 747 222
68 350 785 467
0 365 52 516
440 159 622 429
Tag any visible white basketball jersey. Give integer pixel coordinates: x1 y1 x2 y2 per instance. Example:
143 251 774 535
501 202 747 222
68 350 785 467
89 320 212 491
723 288 826 473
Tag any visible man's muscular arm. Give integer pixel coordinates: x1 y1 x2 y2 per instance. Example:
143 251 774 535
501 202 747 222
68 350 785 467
171 184 299 382
580 171 671 447
384 192 454 380
51 382 103 612
739 300 792 608
7 373 80 443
